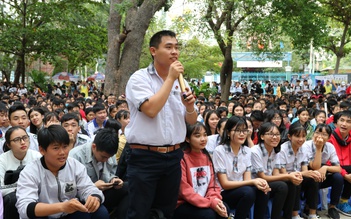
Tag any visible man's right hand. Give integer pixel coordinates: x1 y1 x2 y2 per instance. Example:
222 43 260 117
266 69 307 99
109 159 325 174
168 61 183 81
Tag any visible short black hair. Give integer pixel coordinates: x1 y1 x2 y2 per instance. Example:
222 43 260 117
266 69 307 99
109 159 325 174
85 107 94 115
149 30 176 48
116 99 128 108
92 103 105 114
0 102 7 114
334 111 351 123
67 102 79 112
8 104 26 119
93 128 119 155
38 125 69 150
60 113 79 124
52 98 61 106
250 110 264 122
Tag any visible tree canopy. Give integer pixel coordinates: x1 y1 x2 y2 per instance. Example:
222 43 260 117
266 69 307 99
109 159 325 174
0 0 107 83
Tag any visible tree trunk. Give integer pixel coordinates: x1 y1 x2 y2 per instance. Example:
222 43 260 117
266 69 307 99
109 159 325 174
1 71 10 83
334 22 349 74
14 56 25 84
335 56 342 74
104 0 122 96
104 0 167 96
220 46 233 102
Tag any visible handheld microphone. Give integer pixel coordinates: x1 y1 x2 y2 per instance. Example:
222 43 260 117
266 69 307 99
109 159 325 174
178 73 187 100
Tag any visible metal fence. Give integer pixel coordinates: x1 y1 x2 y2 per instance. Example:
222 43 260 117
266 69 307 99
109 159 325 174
209 72 323 84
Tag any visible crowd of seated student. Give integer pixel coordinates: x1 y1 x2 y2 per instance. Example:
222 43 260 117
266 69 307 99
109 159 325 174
2 79 351 219
0 91 131 219
191 89 351 219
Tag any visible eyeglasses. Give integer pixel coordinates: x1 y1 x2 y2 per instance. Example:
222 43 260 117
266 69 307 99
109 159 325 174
231 129 249 135
264 133 281 138
272 117 281 121
10 135 29 144
314 132 329 138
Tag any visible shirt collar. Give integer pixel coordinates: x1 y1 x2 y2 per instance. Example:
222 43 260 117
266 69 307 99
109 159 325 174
40 156 66 171
259 143 268 157
287 141 294 156
93 118 106 128
147 63 157 75
225 144 248 155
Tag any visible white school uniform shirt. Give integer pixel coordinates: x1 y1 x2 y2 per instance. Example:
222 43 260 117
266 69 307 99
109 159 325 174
302 140 340 166
302 84 312 98
0 149 42 196
213 144 252 182
279 141 308 173
294 85 302 93
206 134 220 155
251 143 281 178
125 63 188 145
336 86 346 96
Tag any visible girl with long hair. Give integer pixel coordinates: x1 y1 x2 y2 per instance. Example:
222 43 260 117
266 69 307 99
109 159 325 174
213 116 270 219
27 107 45 135
174 122 228 219
251 122 291 219
204 110 220 136
0 126 42 219
206 118 228 155
294 108 314 140
264 109 289 144
279 122 322 219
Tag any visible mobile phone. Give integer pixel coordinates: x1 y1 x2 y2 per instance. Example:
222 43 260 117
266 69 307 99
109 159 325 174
113 182 121 186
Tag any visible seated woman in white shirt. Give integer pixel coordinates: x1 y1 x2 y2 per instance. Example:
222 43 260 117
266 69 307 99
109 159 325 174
279 122 321 219
213 116 270 219
206 118 228 155
0 126 42 219
251 122 292 219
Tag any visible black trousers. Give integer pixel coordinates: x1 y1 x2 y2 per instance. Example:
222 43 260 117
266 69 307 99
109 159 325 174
126 148 183 219
341 165 351 199
221 185 269 219
267 181 288 219
282 179 318 218
4 191 19 219
103 182 129 219
320 172 343 206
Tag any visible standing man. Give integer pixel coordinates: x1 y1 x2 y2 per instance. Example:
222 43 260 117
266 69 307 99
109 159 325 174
78 81 89 98
325 80 333 95
313 80 326 95
125 30 197 219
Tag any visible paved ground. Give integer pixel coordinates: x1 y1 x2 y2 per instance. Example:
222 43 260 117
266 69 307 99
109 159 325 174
319 209 349 219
